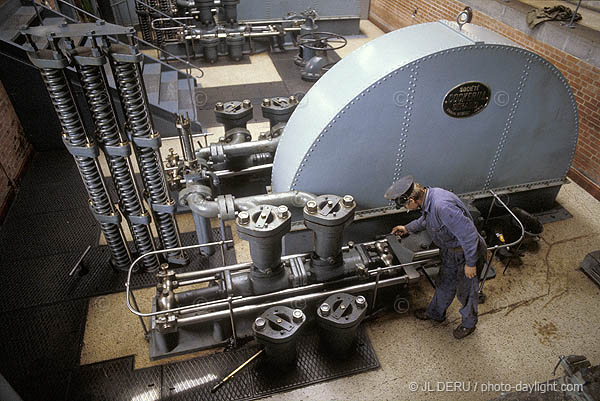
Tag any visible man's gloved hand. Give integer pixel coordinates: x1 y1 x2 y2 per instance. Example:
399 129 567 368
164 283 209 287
465 265 477 279
392 225 409 236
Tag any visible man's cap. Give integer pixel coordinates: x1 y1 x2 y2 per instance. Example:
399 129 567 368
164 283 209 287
384 175 414 200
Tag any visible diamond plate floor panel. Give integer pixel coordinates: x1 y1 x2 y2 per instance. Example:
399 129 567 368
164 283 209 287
252 325 379 399
0 229 236 313
162 348 257 401
0 299 88 401
70 357 162 401
63 325 378 401
0 207 100 262
18 150 81 187
8 179 90 217
0 251 84 313
162 325 379 401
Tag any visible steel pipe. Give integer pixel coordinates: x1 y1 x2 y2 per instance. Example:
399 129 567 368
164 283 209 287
176 274 410 327
184 190 317 219
184 27 300 40
196 137 280 161
214 164 272 178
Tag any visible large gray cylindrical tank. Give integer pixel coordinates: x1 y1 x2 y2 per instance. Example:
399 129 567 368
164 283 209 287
271 21 578 209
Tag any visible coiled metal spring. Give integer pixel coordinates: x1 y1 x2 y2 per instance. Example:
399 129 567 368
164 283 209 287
78 64 160 271
159 0 177 40
135 0 154 43
39 67 131 269
149 0 164 45
112 60 183 259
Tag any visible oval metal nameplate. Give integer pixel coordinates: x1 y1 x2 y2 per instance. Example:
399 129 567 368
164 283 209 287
443 82 491 118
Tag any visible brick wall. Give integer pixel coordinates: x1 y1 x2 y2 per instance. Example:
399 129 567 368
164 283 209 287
0 81 32 220
369 0 600 198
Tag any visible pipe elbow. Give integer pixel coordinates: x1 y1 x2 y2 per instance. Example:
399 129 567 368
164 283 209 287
292 190 317 207
187 193 220 218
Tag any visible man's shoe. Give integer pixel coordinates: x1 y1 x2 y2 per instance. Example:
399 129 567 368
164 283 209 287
453 325 476 339
414 308 445 323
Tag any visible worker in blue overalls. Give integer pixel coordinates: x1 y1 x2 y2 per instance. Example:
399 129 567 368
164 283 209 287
385 175 487 339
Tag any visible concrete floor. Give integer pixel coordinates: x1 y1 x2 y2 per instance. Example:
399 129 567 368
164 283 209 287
263 181 600 401
81 18 600 400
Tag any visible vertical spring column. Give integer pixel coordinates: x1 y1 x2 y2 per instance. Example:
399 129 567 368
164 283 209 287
108 43 187 264
159 0 177 41
135 0 154 43
148 0 164 45
27 47 131 270
72 45 160 272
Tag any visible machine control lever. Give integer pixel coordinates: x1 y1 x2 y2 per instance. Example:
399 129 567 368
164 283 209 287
264 313 294 332
319 198 340 216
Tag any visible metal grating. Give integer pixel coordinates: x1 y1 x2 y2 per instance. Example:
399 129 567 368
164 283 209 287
18 150 82 188
162 348 257 401
0 207 100 262
0 251 84 313
70 357 162 401
252 325 379 398
0 229 236 313
66 325 378 400
162 325 379 401
9 371 72 401
0 299 88 400
8 179 90 217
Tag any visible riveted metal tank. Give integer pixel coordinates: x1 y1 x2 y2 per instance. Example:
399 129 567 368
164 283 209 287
271 21 578 210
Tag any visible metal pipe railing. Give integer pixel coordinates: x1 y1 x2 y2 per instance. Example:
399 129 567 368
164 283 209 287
478 190 525 294
125 239 234 318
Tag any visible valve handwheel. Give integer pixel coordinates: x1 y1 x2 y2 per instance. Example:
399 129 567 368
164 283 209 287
297 31 347 51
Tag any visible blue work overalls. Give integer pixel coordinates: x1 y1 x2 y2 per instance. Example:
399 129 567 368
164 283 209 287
406 188 486 328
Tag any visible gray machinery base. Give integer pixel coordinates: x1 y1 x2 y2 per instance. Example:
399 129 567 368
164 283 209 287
283 185 561 255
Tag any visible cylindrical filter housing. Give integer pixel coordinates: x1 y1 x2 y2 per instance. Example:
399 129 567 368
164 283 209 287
253 306 305 368
317 293 367 357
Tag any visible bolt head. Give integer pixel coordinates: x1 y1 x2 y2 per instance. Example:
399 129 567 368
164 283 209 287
342 195 354 208
306 200 317 214
215 102 224 111
289 95 297 104
254 317 266 330
320 303 331 316
160 263 169 271
277 205 289 219
356 295 366 308
238 211 250 225
292 309 304 323
242 99 251 109
262 98 272 107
